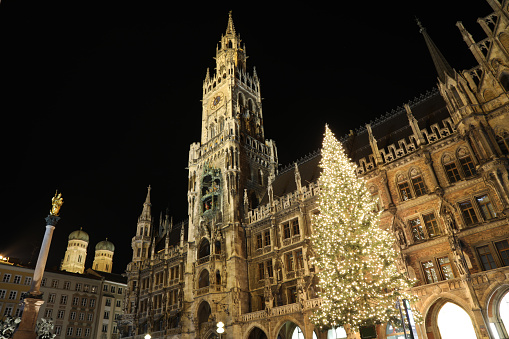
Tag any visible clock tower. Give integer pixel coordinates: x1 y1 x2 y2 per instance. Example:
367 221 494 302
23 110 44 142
184 11 278 338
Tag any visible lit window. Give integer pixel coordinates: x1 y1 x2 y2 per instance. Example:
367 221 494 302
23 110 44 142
409 218 425 242
398 181 412 201
3 307 12 316
478 245 497 270
422 260 439 283
423 213 440 238
437 256 455 280
60 295 67 305
411 175 426 197
476 195 496 220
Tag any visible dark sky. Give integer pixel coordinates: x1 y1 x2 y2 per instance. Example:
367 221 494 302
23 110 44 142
1 1 494 274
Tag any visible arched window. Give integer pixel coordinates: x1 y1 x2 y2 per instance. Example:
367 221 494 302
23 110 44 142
198 269 209 288
409 168 427 197
442 153 461 184
496 131 509 154
198 239 210 259
457 148 476 178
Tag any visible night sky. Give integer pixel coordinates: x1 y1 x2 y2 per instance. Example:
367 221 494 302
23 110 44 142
1 1 494 274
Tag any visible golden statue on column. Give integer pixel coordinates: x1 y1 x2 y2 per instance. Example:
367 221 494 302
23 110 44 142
50 191 63 216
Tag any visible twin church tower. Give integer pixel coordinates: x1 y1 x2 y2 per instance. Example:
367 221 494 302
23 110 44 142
60 228 116 274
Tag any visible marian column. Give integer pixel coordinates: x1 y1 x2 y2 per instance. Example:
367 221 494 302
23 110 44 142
13 191 63 339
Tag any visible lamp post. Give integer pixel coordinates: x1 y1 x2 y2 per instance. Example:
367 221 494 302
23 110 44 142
144 334 151 339
216 321 224 339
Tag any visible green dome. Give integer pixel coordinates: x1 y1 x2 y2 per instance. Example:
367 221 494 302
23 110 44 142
68 229 89 242
95 239 115 252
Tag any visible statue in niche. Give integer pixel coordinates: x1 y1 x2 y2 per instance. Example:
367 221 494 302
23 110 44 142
443 208 458 234
264 280 273 312
394 226 407 248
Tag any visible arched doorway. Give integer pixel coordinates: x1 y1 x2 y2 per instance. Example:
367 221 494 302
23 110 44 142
247 326 268 339
197 301 212 338
277 320 302 339
437 302 477 339
500 291 509 337
327 327 347 338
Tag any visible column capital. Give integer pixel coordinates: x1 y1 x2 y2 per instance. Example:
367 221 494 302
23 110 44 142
44 215 60 226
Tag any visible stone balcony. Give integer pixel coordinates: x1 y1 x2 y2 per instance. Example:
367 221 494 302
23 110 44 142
240 298 322 322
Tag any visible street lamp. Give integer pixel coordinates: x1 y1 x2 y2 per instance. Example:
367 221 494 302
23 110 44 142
216 321 224 338
145 334 151 339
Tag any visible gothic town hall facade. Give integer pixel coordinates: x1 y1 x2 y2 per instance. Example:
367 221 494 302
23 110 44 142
121 4 509 339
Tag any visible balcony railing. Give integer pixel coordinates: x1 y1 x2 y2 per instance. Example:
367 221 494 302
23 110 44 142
240 298 322 322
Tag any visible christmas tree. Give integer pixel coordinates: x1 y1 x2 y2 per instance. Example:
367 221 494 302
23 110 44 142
310 125 419 336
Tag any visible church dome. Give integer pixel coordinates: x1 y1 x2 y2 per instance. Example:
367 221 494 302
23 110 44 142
95 239 115 252
68 228 89 242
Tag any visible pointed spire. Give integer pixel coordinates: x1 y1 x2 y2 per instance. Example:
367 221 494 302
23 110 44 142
140 185 152 222
416 18 455 83
226 11 236 35
366 124 382 165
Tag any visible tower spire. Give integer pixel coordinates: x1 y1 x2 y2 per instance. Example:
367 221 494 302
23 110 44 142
226 10 236 35
139 185 152 222
416 18 455 83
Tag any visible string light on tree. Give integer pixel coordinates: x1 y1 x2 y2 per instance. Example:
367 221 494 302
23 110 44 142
310 125 421 337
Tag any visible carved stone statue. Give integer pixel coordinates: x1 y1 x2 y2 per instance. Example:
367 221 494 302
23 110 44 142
50 191 63 216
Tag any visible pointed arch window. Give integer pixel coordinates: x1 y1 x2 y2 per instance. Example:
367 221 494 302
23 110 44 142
442 154 461 183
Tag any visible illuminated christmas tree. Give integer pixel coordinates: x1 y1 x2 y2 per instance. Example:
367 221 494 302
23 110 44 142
310 125 419 336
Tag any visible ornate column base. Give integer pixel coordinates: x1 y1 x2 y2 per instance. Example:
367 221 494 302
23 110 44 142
12 297 45 339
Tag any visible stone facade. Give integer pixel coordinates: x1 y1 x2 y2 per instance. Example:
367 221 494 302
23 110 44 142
0 261 126 339
122 5 509 339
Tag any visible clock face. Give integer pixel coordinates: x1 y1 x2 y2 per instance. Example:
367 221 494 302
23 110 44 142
209 92 224 110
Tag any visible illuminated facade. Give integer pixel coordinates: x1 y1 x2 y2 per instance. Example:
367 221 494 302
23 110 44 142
0 261 126 339
122 5 509 339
